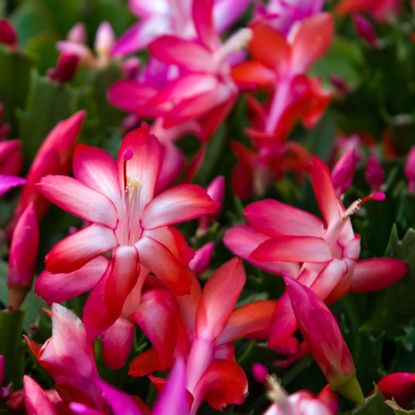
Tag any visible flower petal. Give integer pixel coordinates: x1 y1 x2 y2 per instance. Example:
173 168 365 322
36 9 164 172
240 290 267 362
251 236 332 263
142 184 218 229
45 225 117 274
245 199 324 238
38 175 117 228
351 258 408 292
35 256 108 304
196 258 245 340
0 175 25 196
136 236 192 295
73 144 120 205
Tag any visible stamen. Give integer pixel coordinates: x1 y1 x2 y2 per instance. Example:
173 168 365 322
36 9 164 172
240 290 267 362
266 375 295 414
342 192 386 221
122 148 133 190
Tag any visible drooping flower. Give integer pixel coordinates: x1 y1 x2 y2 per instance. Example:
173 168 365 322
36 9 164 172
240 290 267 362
283 275 364 403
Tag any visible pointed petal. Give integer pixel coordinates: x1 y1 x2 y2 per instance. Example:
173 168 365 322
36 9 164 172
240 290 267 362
249 22 290 72
35 256 108 304
251 236 332 263
136 236 192 295
129 349 160 378
24 376 57 415
218 300 275 344
153 359 189 415
0 175 25 196
192 0 217 48
133 288 178 369
309 156 343 227
142 184 218 229
118 124 163 212
223 225 300 275
231 61 275 88
196 258 245 339
150 36 212 71
45 225 117 274
245 199 324 237
104 246 139 318
73 144 120 204
292 13 334 73
38 175 117 228
98 380 144 415
351 258 408 292
192 360 247 411
83 268 118 339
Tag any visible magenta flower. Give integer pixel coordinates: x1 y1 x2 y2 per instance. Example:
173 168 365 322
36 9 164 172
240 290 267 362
113 0 251 56
38 124 218 334
225 156 407 347
405 146 415 192
376 372 415 408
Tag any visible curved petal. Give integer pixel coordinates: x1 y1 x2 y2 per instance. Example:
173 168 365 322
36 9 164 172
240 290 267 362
117 124 163 213
23 376 57 415
292 13 334 73
245 199 324 238
218 300 275 344
73 144 120 204
45 225 117 274
136 236 192 295
142 184 218 229
231 61 275 88
104 246 139 318
310 259 348 300
351 258 408 292
133 288 178 369
102 318 135 370
192 360 247 411
196 258 245 340
36 256 108 304
38 175 117 228
309 156 343 228
149 36 212 71
0 175 25 196
129 348 160 378
192 0 217 49
251 236 332 263
250 22 290 73
223 225 300 275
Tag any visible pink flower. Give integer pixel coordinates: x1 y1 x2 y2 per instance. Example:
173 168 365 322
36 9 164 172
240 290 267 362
0 139 22 176
337 0 400 20
365 153 384 192
37 124 218 334
284 276 364 402
0 19 17 49
255 0 324 36
113 0 251 56
225 156 408 348
7 203 39 310
110 0 251 139
331 148 358 196
352 14 378 47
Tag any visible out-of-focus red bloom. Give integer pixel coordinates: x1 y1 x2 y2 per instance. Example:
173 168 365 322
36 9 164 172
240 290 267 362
198 176 224 232
284 276 364 403
232 14 333 138
331 148 358 196
337 0 400 20
405 146 415 193
0 19 17 49
7 203 39 310
376 372 415 408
